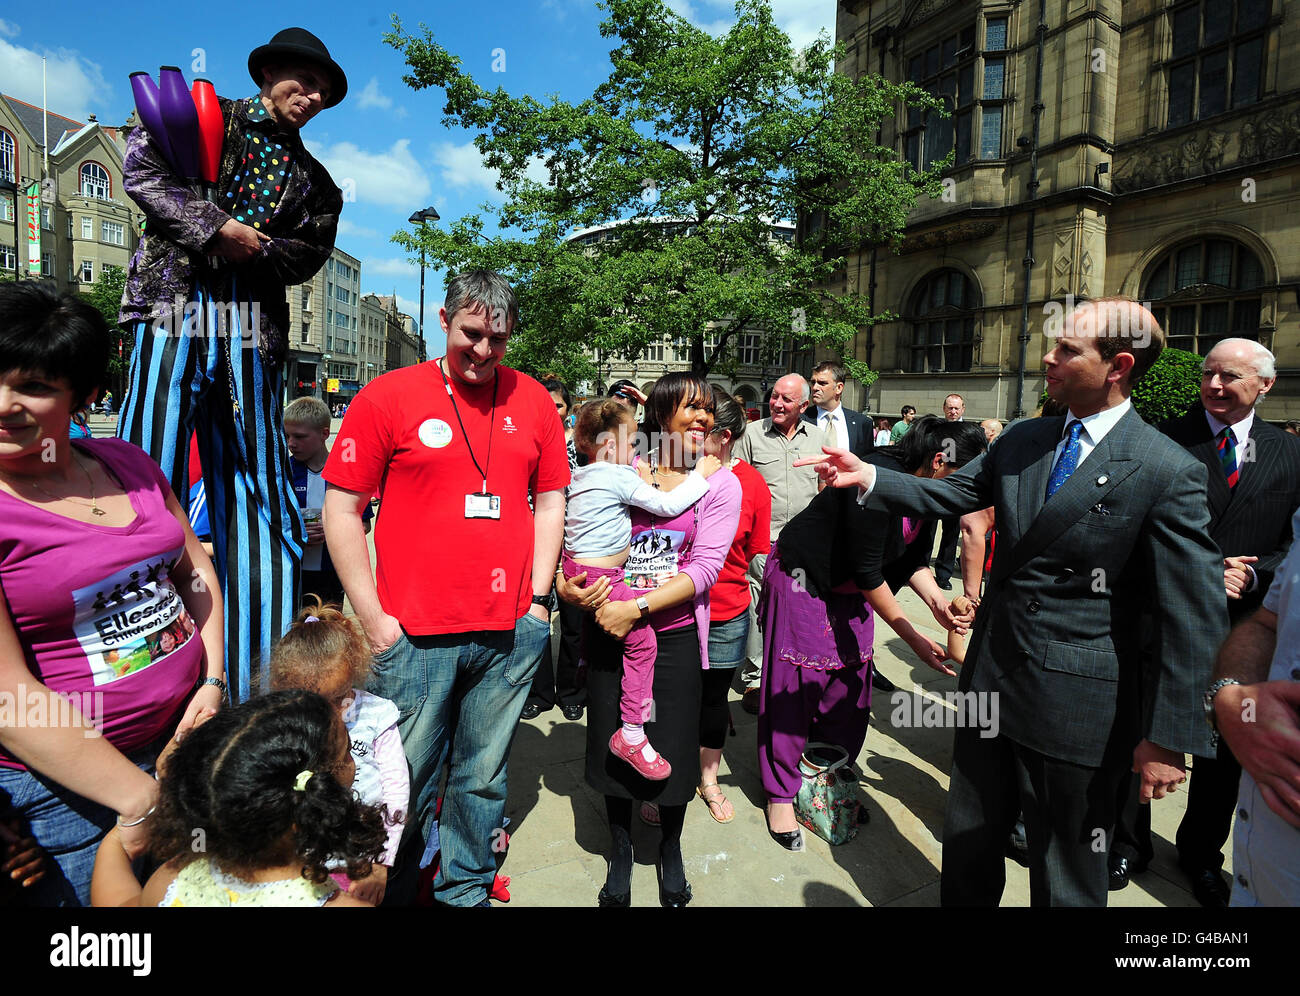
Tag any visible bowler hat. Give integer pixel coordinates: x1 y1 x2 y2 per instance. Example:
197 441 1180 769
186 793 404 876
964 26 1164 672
248 28 347 108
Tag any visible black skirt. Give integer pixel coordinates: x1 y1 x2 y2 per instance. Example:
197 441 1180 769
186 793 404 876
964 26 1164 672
584 618 702 805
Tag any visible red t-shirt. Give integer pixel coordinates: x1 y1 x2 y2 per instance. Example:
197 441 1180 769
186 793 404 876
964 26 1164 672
710 458 771 623
324 362 569 635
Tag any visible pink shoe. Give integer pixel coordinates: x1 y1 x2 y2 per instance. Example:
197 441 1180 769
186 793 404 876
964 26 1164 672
609 729 672 780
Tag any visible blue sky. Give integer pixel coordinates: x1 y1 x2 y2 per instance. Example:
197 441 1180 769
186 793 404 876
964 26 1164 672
0 1 833 357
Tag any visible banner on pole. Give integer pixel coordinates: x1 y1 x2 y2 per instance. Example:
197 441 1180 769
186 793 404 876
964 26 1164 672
24 181 41 276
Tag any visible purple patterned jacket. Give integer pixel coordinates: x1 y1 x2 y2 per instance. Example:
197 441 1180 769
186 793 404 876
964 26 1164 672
118 95 342 365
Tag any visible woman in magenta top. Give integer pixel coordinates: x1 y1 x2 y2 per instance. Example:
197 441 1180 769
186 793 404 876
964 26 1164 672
0 284 224 906
561 372 741 907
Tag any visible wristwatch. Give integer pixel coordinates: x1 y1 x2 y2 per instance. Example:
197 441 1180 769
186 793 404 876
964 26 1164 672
636 596 651 619
195 676 228 699
532 591 556 613
1203 678 1243 733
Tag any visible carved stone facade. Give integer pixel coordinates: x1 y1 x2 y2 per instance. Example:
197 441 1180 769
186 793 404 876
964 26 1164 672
828 0 1300 421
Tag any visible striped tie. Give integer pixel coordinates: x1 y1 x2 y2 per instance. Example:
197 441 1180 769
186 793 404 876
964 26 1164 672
1046 421 1084 500
1218 427 1239 488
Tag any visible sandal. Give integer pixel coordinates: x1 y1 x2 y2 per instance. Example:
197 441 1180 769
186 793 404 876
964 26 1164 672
697 783 734 824
639 801 660 827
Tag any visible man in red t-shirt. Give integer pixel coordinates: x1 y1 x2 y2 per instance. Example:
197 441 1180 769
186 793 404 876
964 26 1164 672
323 270 568 907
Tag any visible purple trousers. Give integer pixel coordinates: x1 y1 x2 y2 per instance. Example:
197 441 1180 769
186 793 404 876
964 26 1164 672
756 550 874 803
563 554 658 725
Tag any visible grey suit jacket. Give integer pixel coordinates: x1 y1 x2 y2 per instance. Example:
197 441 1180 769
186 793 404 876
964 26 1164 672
868 406 1225 767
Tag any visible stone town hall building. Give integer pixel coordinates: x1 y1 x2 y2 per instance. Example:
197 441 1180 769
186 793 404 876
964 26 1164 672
826 0 1299 421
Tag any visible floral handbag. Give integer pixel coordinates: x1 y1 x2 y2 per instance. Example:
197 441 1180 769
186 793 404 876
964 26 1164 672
795 742 865 845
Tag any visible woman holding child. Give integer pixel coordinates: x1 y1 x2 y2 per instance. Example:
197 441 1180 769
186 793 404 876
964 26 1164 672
560 373 741 907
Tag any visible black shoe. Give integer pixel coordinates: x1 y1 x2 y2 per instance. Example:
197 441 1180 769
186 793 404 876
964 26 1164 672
597 885 630 907
656 865 692 907
1108 853 1148 891
520 703 543 721
871 670 896 692
1182 865 1230 908
561 703 584 721
768 827 805 852
935 577 953 591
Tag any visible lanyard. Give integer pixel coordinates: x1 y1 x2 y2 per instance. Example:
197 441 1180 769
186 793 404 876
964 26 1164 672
438 358 498 493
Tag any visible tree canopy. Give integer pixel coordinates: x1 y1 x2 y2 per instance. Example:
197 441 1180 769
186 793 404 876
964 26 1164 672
385 0 944 388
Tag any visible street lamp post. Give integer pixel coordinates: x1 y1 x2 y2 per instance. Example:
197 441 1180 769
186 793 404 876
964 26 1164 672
408 206 440 363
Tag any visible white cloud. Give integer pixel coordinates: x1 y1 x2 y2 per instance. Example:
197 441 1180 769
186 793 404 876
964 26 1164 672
0 26 111 123
304 137 432 210
667 0 832 50
363 256 419 279
432 140 549 194
337 218 380 240
356 77 407 118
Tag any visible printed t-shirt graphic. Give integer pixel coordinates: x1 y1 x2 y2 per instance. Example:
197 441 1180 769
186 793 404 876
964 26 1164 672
74 554 197 684
625 528 687 591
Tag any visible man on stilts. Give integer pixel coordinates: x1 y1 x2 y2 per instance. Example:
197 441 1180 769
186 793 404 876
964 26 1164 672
118 28 347 700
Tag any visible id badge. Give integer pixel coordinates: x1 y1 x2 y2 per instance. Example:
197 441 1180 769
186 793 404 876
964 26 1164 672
465 492 501 520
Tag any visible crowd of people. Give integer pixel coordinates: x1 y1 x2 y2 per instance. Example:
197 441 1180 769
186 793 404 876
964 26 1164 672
5 269 1299 909
2 26 1297 911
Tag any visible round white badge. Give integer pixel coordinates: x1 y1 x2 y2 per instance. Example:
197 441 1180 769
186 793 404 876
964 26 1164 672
418 418 454 449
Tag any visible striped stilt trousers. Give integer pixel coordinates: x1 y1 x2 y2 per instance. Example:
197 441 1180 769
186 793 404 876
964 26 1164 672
119 277 304 701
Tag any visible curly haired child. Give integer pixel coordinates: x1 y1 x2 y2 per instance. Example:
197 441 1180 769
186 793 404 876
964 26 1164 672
90 690 387 906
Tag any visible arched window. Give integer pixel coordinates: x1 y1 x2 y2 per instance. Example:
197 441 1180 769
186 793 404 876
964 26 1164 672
906 269 979 373
1141 238 1264 354
0 129 15 183
80 161 111 200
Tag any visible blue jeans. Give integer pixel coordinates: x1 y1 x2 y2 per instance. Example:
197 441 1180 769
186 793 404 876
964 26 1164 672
0 737 163 907
370 612 550 906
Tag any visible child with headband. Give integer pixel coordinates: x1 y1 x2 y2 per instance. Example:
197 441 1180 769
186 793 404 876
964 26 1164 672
270 601 409 905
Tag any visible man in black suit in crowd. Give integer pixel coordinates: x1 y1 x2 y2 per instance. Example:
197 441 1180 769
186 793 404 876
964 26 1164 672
1109 337 1300 905
806 360 870 455
933 393 967 589
800 298 1227 905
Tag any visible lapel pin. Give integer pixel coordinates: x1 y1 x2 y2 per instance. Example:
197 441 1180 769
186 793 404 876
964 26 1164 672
1097 475 1108 485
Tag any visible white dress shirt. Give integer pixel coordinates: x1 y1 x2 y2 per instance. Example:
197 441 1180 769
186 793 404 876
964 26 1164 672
816 405 848 448
1053 398 1132 469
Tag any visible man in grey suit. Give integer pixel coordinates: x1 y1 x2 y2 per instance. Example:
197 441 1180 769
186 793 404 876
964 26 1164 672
797 298 1227 905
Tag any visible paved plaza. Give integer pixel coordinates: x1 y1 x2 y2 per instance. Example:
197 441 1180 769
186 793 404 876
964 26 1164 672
86 413 1219 907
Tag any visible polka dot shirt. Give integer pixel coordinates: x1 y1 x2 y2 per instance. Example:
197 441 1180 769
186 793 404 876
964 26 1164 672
223 97 296 231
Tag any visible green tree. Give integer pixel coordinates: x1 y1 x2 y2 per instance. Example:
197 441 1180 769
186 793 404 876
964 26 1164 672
82 264 132 395
384 0 944 387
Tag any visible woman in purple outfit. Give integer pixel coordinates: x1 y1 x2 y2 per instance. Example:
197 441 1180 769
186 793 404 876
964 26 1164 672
560 373 741 906
758 416 986 850
0 284 225 906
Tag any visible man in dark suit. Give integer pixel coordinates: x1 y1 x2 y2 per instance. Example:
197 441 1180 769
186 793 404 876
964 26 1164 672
1109 338 1300 904
806 361 870 455
798 298 1227 905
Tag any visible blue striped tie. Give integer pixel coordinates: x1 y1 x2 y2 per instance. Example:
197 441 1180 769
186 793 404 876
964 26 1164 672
1046 421 1084 500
